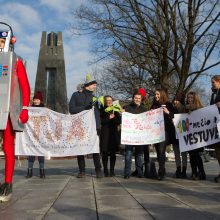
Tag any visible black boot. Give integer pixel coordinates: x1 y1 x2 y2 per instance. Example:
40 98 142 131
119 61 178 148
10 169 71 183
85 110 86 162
144 161 157 179
173 166 181 178
131 169 138 177
95 168 103 178
158 168 165 181
214 174 220 183
110 156 116 177
190 157 198 180
144 162 151 178
102 156 109 177
39 169 45 178
198 170 206 180
191 168 198 180
181 166 187 179
197 156 206 180
104 168 109 177
0 183 13 202
26 168 33 178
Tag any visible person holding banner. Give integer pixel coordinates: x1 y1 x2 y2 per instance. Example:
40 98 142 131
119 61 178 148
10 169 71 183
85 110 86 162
122 92 147 179
172 93 188 178
69 74 103 178
100 96 121 177
130 88 153 178
26 91 45 179
185 91 206 180
151 89 176 180
210 75 220 183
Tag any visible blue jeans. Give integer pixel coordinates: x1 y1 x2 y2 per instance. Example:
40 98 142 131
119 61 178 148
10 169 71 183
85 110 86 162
28 156 45 169
124 145 143 176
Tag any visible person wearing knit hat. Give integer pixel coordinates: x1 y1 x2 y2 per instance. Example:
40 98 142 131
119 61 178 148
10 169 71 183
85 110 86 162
138 88 147 100
26 91 45 179
33 91 44 104
69 74 103 178
84 74 97 87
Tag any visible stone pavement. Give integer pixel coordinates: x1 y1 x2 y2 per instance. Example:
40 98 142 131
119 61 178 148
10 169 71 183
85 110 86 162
0 156 220 220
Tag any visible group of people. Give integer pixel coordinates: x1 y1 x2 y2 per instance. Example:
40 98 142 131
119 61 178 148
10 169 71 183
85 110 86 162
0 23 220 204
69 74 220 183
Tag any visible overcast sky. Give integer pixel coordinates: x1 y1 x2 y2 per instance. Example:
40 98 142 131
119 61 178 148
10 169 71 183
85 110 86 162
0 0 91 99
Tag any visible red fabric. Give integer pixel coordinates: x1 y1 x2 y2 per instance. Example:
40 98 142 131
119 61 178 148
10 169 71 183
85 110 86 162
1 59 30 184
19 109 28 123
16 59 30 107
3 119 15 183
17 59 30 123
138 88 147 99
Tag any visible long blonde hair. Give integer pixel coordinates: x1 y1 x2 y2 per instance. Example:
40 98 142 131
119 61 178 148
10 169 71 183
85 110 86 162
186 91 203 110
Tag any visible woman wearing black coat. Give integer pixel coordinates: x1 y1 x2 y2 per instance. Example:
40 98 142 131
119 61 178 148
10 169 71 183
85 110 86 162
151 89 177 180
26 91 46 179
185 91 206 180
100 96 121 177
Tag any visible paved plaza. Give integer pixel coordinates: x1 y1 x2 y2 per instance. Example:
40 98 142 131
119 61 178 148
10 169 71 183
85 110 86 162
0 156 220 220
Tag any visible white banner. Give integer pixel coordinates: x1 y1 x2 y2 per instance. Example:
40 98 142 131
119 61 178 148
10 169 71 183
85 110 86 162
217 115 220 135
15 108 99 157
121 108 165 145
173 105 220 152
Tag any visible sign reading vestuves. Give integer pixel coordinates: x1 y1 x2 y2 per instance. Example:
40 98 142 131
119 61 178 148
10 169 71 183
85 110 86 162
173 105 220 152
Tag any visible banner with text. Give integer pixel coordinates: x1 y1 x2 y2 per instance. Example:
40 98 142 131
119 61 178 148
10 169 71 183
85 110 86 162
173 105 220 152
15 108 99 157
121 108 165 145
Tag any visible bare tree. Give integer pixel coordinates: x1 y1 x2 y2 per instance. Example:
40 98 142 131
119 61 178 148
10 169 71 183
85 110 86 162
95 60 152 99
72 0 220 97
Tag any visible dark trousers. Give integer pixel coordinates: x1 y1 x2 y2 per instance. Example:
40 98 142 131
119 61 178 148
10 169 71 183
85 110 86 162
215 146 220 165
189 149 205 175
102 152 116 170
144 145 150 164
154 141 166 171
77 154 102 173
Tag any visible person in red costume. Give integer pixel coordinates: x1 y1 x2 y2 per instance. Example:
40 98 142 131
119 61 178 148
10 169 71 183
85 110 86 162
0 25 30 202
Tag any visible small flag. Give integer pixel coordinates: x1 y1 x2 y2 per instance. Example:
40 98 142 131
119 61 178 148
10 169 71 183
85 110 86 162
3 65 8 71
0 64 8 77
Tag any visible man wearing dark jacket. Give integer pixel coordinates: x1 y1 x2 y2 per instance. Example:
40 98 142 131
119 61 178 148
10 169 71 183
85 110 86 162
122 92 147 178
210 75 220 183
69 75 103 178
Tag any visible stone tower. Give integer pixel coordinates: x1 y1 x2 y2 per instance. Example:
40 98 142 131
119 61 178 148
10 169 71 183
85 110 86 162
35 31 68 113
